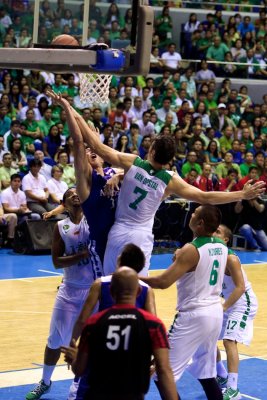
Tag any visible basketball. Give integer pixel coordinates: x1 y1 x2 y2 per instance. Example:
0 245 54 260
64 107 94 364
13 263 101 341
51 34 79 46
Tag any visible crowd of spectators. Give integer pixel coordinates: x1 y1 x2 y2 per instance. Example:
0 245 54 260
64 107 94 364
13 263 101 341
0 0 267 250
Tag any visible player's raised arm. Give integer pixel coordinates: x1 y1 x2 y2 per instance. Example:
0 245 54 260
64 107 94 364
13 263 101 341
166 174 266 204
48 90 136 171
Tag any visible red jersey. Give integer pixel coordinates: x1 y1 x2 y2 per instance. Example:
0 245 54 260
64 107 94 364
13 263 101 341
79 304 169 399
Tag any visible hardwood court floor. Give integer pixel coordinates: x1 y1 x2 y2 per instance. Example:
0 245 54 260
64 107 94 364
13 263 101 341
0 251 266 374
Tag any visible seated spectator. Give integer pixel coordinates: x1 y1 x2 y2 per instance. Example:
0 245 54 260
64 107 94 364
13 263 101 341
57 150 76 188
183 168 200 188
0 136 4 165
1 173 40 222
230 38 246 62
130 97 146 122
138 135 152 160
108 102 128 131
219 167 239 192
239 49 261 78
228 139 243 164
103 2 123 30
0 200 17 248
47 165 68 206
195 29 213 59
215 151 241 179
161 42 182 72
210 103 232 134
155 5 173 46
254 151 265 176
140 87 152 111
21 109 43 155
173 127 187 164
0 152 17 189
18 96 42 122
3 120 22 151
250 137 265 156
237 16 255 39
9 138 27 173
181 151 202 177
136 111 155 137
34 149 52 180
155 113 176 135
240 151 256 177
219 126 234 156
0 93 17 120
193 101 211 129
119 76 139 98
115 134 131 154
234 197 267 251
238 165 259 191
150 47 164 73
156 97 178 125
180 67 197 101
111 122 123 149
22 159 54 216
191 139 206 167
127 123 142 155
196 163 214 191
0 104 11 137
42 125 62 159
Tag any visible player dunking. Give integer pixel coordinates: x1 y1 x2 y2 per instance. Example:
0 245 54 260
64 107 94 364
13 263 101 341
142 205 228 400
47 91 265 276
26 188 98 400
214 224 258 400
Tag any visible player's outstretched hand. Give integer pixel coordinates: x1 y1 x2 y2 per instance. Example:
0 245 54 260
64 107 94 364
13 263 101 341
104 173 121 197
242 180 266 200
47 89 69 109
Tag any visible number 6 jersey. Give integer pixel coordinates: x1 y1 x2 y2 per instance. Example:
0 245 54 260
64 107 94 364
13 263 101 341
177 237 228 312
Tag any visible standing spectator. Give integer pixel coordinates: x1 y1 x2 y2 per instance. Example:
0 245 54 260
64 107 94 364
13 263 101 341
47 165 68 206
206 36 229 73
62 267 177 400
0 152 17 189
235 197 267 251
22 159 54 216
155 5 173 46
1 173 40 222
161 42 182 72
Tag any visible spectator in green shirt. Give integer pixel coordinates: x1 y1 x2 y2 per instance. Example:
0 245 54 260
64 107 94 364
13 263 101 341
0 152 17 189
57 150 76 188
240 151 256 177
38 108 54 137
181 151 202 177
206 35 229 73
52 74 67 95
215 152 241 179
219 126 234 156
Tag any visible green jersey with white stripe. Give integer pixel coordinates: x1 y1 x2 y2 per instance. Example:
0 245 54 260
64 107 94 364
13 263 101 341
115 157 172 229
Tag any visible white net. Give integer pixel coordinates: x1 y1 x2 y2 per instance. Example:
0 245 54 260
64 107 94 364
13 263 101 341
79 73 112 106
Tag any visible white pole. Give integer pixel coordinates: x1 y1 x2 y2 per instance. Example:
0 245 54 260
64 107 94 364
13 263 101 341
33 0 40 44
82 0 90 46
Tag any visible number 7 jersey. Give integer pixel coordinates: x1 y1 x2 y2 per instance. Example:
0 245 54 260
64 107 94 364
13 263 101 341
115 157 173 230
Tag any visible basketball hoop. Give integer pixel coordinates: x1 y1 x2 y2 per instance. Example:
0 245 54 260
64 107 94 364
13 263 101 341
79 72 112 105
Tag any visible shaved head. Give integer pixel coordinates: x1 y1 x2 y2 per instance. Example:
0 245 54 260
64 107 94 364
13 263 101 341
110 267 139 303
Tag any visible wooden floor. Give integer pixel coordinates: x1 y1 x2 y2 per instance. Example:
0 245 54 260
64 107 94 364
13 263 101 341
1 263 266 373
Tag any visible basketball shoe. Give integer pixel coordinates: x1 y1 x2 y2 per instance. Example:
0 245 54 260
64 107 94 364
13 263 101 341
26 379 52 399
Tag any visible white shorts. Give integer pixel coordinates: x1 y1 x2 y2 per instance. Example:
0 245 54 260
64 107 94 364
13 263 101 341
47 283 90 349
103 223 154 276
163 304 223 381
219 289 258 345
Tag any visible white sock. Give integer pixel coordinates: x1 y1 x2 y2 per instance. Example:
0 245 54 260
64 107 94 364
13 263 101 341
216 361 228 379
42 364 55 385
227 372 238 390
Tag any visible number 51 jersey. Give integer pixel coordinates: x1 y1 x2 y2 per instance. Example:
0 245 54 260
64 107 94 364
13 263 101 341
115 157 173 230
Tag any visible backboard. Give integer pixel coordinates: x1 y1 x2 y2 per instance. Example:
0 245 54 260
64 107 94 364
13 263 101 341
0 0 154 75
